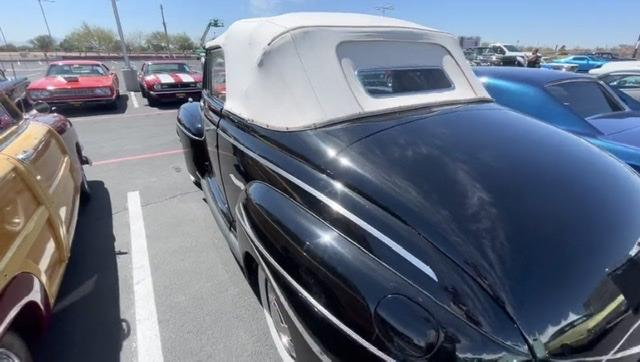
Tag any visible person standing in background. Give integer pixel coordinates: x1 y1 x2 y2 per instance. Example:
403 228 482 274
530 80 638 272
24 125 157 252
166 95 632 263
527 48 542 68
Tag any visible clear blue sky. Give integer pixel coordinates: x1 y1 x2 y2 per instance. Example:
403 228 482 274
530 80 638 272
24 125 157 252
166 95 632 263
2 0 638 48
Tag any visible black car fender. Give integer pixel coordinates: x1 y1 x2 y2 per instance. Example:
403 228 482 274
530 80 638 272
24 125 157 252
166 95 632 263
234 181 528 360
176 101 208 180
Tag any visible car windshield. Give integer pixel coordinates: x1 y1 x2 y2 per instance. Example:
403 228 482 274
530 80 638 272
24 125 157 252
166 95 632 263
357 68 453 96
147 63 191 74
503 45 520 52
47 64 106 76
546 81 625 118
476 48 494 55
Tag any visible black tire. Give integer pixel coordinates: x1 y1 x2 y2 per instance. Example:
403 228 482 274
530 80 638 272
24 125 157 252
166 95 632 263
258 265 296 361
140 87 147 98
147 97 159 107
80 171 91 203
0 331 33 362
107 93 119 110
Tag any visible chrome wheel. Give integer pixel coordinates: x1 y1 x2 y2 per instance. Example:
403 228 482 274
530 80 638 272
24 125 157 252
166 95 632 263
259 265 296 360
0 348 21 362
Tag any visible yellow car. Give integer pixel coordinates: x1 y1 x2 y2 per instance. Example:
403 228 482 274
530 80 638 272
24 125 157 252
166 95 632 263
0 93 89 360
546 294 627 355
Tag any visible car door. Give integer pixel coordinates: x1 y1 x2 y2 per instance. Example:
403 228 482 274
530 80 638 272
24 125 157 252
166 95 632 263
571 57 588 72
0 99 77 299
201 47 233 227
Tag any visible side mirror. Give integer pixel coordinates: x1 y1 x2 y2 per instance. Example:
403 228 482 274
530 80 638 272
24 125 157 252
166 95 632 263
33 101 51 114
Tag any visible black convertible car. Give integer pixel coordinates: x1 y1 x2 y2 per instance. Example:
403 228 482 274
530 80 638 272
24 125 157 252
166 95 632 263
177 13 640 361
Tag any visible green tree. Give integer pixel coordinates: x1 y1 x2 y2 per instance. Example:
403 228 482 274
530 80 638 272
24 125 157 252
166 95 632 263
145 31 170 52
0 43 17 52
29 34 56 57
171 33 195 53
62 23 117 55
126 31 147 53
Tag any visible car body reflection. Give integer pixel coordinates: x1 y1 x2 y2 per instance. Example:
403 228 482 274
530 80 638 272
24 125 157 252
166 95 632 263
545 250 640 357
546 295 626 355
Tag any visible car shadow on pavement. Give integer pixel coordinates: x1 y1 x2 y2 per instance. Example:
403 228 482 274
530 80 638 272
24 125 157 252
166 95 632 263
54 94 129 118
148 100 188 110
35 181 128 362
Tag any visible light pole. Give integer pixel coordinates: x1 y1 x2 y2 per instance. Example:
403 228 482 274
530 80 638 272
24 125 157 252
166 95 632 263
111 0 130 68
0 25 16 78
37 0 54 39
37 0 56 57
111 0 138 91
160 4 172 57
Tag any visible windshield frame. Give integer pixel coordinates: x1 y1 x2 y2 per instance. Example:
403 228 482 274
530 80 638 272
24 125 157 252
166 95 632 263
544 78 629 120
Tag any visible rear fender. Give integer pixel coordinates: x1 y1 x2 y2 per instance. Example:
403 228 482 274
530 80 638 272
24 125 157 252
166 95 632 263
235 181 531 360
236 181 388 359
0 273 49 339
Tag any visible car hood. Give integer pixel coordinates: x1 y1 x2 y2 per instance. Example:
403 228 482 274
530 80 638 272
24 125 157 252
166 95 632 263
588 112 640 140
28 75 112 89
143 72 202 85
319 104 640 357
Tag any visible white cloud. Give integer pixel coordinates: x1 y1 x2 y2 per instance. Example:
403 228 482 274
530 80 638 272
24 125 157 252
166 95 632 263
249 0 305 15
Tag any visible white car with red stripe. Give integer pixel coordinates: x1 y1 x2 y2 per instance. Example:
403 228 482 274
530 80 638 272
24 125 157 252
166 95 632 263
138 61 203 106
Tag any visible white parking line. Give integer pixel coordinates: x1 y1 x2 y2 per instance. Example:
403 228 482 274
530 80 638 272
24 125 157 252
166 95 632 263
130 92 139 108
127 191 164 362
603 318 640 362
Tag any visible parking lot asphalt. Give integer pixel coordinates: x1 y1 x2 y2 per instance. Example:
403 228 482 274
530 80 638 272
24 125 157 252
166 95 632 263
17 61 280 362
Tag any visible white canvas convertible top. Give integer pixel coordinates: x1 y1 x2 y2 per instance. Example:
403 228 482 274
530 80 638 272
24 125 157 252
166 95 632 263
207 12 491 130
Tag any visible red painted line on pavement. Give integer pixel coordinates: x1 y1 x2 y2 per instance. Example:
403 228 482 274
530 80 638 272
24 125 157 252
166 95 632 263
93 149 184 166
71 110 175 122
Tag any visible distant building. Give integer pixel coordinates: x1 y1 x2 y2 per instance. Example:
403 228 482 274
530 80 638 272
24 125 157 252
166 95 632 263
459 36 481 49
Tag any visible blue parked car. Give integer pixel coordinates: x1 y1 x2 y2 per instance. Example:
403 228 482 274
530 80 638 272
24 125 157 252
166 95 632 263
474 67 640 171
552 55 608 72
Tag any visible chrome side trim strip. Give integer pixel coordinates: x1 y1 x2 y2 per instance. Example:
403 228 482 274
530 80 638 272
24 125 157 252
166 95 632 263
202 176 240 260
218 130 439 283
237 206 330 362
236 204 393 361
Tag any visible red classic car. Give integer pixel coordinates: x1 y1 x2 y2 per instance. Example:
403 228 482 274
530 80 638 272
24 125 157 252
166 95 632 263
27 60 120 108
137 61 202 106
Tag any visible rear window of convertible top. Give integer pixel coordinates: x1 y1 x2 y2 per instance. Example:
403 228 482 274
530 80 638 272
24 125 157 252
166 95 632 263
357 68 453 96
